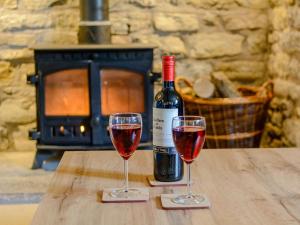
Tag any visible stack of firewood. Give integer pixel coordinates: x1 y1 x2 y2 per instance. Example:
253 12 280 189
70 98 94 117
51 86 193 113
178 72 242 99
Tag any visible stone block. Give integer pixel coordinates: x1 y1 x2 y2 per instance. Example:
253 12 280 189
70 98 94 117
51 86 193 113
127 12 152 33
271 6 289 30
7 33 36 47
270 97 294 118
288 57 300 80
127 11 151 20
176 60 213 81
279 31 300 54
269 50 300 80
111 21 129 35
247 30 268 54
0 61 11 79
186 32 244 59
8 63 35 87
291 8 300 29
185 0 236 9
129 20 152 33
268 52 290 78
0 12 23 31
19 0 64 10
12 123 36 152
283 118 300 147
154 13 198 32
0 49 33 61
0 99 35 124
271 112 283 126
0 10 52 31
221 9 268 31
129 0 156 7
0 126 8 150
35 30 78 44
0 33 9 45
297 107 300 117
270 139 284 148
0 0 17 9
265 122 282 136
215 61 265 73
235 0 269 9
214 60 265 81
201 11 220 26
51 9 79 28
159 36 186 55
269 0 294 6
111 35 131 44
134 34 186 55
281 99 294 117
274 78 300 101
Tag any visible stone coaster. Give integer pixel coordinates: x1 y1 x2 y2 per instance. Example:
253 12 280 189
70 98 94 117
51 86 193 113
161 194 211 209
102 188 149 202
147 176 190 187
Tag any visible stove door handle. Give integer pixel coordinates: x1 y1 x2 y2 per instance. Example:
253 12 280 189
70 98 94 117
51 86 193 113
29 129 40 140
27 73 39 85
149 71 161 83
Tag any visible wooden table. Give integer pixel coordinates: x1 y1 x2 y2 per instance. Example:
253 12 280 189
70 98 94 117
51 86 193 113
31 148 300 225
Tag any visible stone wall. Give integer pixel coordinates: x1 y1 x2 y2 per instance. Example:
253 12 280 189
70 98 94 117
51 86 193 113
264 0 300 147
0 0 79 151
0 0 272 151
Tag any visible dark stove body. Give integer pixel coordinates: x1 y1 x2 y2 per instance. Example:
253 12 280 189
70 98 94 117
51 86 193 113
28 44 156 169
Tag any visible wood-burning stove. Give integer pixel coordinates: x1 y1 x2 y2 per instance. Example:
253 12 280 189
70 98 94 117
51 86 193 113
27 44 156 168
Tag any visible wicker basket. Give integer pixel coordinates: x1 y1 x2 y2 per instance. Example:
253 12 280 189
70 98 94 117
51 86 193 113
175 77 273 149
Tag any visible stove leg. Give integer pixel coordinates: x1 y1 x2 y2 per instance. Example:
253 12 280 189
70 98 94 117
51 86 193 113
32 150 64 171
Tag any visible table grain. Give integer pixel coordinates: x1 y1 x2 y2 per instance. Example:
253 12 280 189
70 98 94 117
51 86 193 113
31 148 300 225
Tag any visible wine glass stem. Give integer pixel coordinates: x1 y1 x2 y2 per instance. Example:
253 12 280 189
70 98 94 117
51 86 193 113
124 159 129 192
187 163 192 198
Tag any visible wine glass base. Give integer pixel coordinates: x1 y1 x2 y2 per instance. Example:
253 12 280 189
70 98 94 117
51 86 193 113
172 194 205 205
110 188 141 199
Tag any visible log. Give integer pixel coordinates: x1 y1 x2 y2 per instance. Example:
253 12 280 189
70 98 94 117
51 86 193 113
193 77 215 98
212 72 241 98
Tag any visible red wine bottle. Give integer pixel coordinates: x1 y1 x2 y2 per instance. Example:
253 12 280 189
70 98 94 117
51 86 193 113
153 55 184 182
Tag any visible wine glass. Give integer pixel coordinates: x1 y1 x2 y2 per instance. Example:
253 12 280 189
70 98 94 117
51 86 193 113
172 116 206 205
109 113 142 198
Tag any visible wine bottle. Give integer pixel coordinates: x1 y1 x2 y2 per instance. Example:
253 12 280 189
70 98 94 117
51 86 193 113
153 55 184 182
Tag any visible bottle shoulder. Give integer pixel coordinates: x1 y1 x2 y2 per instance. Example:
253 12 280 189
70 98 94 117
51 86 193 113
154 88 183 108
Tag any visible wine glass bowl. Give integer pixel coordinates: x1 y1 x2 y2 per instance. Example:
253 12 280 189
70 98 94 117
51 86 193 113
172 125 206 164
110 123 141 160
172 116 206 205
109 113 142 198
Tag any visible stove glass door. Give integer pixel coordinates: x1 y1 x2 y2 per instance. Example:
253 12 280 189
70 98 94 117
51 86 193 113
44 69 90 116
100 69 145 115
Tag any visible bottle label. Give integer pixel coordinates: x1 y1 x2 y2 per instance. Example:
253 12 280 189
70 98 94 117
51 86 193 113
153 108 178 148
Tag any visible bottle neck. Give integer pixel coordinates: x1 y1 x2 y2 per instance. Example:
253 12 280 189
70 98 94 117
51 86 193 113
162 55 175 88
163 80 175 88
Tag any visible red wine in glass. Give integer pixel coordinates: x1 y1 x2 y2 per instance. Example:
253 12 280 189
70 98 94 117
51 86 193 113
111 124 141 160
171 116 206 205
172 126 206 164
109 113 143 199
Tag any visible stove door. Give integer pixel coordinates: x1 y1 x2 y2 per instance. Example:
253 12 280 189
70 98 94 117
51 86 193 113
38 62 92 145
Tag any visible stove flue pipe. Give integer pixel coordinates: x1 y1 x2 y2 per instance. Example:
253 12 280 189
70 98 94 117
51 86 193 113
78 0 111 44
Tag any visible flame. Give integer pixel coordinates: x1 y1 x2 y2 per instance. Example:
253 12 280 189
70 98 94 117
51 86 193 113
59 126 64 134
80 125 85 133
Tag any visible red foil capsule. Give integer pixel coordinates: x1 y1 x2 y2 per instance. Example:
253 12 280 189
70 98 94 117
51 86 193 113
162 55 175 81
